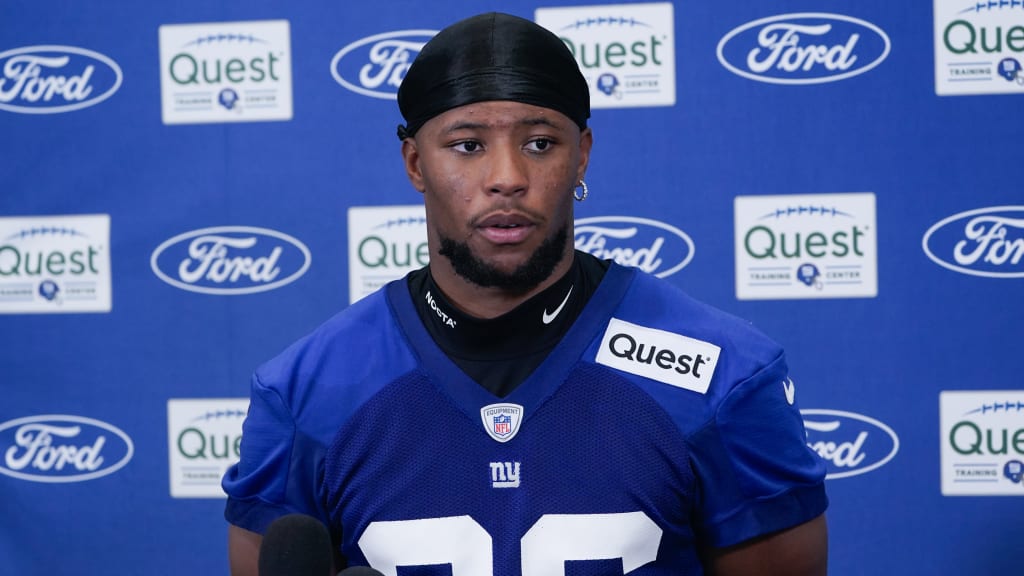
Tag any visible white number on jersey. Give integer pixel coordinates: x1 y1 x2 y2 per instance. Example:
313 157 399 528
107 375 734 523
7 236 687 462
358 511 662 575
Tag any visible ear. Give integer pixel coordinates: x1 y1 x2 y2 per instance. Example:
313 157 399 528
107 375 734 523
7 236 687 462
401 138 425 193
576 127 593 184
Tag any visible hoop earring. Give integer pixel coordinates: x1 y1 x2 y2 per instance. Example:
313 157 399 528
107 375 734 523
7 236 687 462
574 180 589 202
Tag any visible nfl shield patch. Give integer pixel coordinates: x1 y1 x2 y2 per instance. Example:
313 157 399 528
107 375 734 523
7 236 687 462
493 415 512 436
480 403 523 443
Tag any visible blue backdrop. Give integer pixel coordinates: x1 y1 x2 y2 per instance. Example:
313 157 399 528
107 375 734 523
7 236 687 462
2 0 1022 574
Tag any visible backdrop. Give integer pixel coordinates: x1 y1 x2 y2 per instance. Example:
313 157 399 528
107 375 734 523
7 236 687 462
2 0 1022 574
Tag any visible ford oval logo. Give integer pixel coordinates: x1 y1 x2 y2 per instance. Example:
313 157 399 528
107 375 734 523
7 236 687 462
716 13 890 85
801 409 899 479
0 45 123 113
922 206 1024 278
330 30 436 99
574 216 694 278
150 226 311 295
0 415 133 483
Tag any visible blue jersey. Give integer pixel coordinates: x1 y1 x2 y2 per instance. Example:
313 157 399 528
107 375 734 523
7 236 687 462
223 263 827 575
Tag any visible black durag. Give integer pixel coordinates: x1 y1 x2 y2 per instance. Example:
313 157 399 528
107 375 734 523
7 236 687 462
396 12 590 138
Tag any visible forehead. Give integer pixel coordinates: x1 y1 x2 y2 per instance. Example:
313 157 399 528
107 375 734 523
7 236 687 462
422 100 577 134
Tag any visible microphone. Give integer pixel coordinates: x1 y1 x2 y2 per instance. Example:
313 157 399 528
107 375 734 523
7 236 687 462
258 513 333 576
337 569 384 575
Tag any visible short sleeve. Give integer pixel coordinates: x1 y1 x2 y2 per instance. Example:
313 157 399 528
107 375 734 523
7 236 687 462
686 353 827 548
222 372 327 533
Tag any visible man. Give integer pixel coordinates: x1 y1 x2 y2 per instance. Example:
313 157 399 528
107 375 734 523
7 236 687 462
224 12 827 575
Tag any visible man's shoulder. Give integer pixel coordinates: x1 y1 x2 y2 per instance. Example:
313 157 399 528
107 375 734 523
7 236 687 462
254 282 415 390
613 266 780 355
591 267 792 436
594 265 784 402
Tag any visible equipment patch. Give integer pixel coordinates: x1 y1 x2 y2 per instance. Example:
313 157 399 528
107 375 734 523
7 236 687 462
480 403 523 443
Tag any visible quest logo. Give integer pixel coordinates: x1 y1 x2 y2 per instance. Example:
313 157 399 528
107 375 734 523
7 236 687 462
922 206 1024 278
596 318 720 394
151 226 310 295
717 13 891 84
168 398 247 498
734 193 877 300
158 20 293 124
934 0 1024 95
535 2 676 108
941 391 1024 496
348 206 428 303
801 409 899 480
330 30 435 99
0 415 134 483
0 214 112 314
575 216 694 278
0 45 122 113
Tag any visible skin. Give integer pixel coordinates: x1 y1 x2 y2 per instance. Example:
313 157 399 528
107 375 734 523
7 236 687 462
402 100 591 318
227 99 828 576
707 514 828 576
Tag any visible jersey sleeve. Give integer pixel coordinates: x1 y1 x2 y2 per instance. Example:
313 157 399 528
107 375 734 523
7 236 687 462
222 371 328 533
685 352 827 548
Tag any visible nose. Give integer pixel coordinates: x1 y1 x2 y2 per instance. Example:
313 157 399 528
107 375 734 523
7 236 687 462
486 143 528 196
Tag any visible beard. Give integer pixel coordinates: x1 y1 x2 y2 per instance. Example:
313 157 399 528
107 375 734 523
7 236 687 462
438 225 569 293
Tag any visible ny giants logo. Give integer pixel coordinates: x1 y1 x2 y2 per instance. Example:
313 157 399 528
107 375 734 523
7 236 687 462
330 30 436 99
490 461 520 488
717 13 891 84
0 45 123 113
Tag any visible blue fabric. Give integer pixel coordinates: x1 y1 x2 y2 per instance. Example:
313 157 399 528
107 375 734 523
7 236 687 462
223 263 827 573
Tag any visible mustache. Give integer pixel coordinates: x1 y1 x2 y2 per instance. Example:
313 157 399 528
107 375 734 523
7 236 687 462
468 203 549 228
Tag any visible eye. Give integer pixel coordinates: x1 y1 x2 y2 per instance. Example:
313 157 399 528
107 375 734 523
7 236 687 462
451 141 481 153
525 138 554 152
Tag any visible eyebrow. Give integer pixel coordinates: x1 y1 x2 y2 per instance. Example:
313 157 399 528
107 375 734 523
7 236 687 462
441 116 563 134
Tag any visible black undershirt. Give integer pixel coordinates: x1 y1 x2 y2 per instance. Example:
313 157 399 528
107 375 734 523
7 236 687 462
408 251 610 397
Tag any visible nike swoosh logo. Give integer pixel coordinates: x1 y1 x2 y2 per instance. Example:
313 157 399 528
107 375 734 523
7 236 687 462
783 377 796 405
542 285 574 325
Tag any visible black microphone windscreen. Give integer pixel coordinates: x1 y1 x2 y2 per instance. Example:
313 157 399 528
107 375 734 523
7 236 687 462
338 569 385 576
258 513 333 576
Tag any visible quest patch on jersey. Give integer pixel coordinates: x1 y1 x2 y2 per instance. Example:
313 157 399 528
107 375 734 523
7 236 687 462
596 318 720 394
480 403 523 443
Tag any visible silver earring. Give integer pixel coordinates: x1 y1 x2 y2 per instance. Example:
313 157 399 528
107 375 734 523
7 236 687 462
574 180 589 202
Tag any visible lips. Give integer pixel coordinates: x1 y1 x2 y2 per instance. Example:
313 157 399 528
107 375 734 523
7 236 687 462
476 212 536 244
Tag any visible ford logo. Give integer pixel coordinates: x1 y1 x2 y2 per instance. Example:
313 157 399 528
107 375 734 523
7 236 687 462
922 206 1024 279
0 45 123 113
150 226 311 295
716 13 890 84
0 415 133 483
574 216 694 278
330 30 436 99
801 409 899 479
